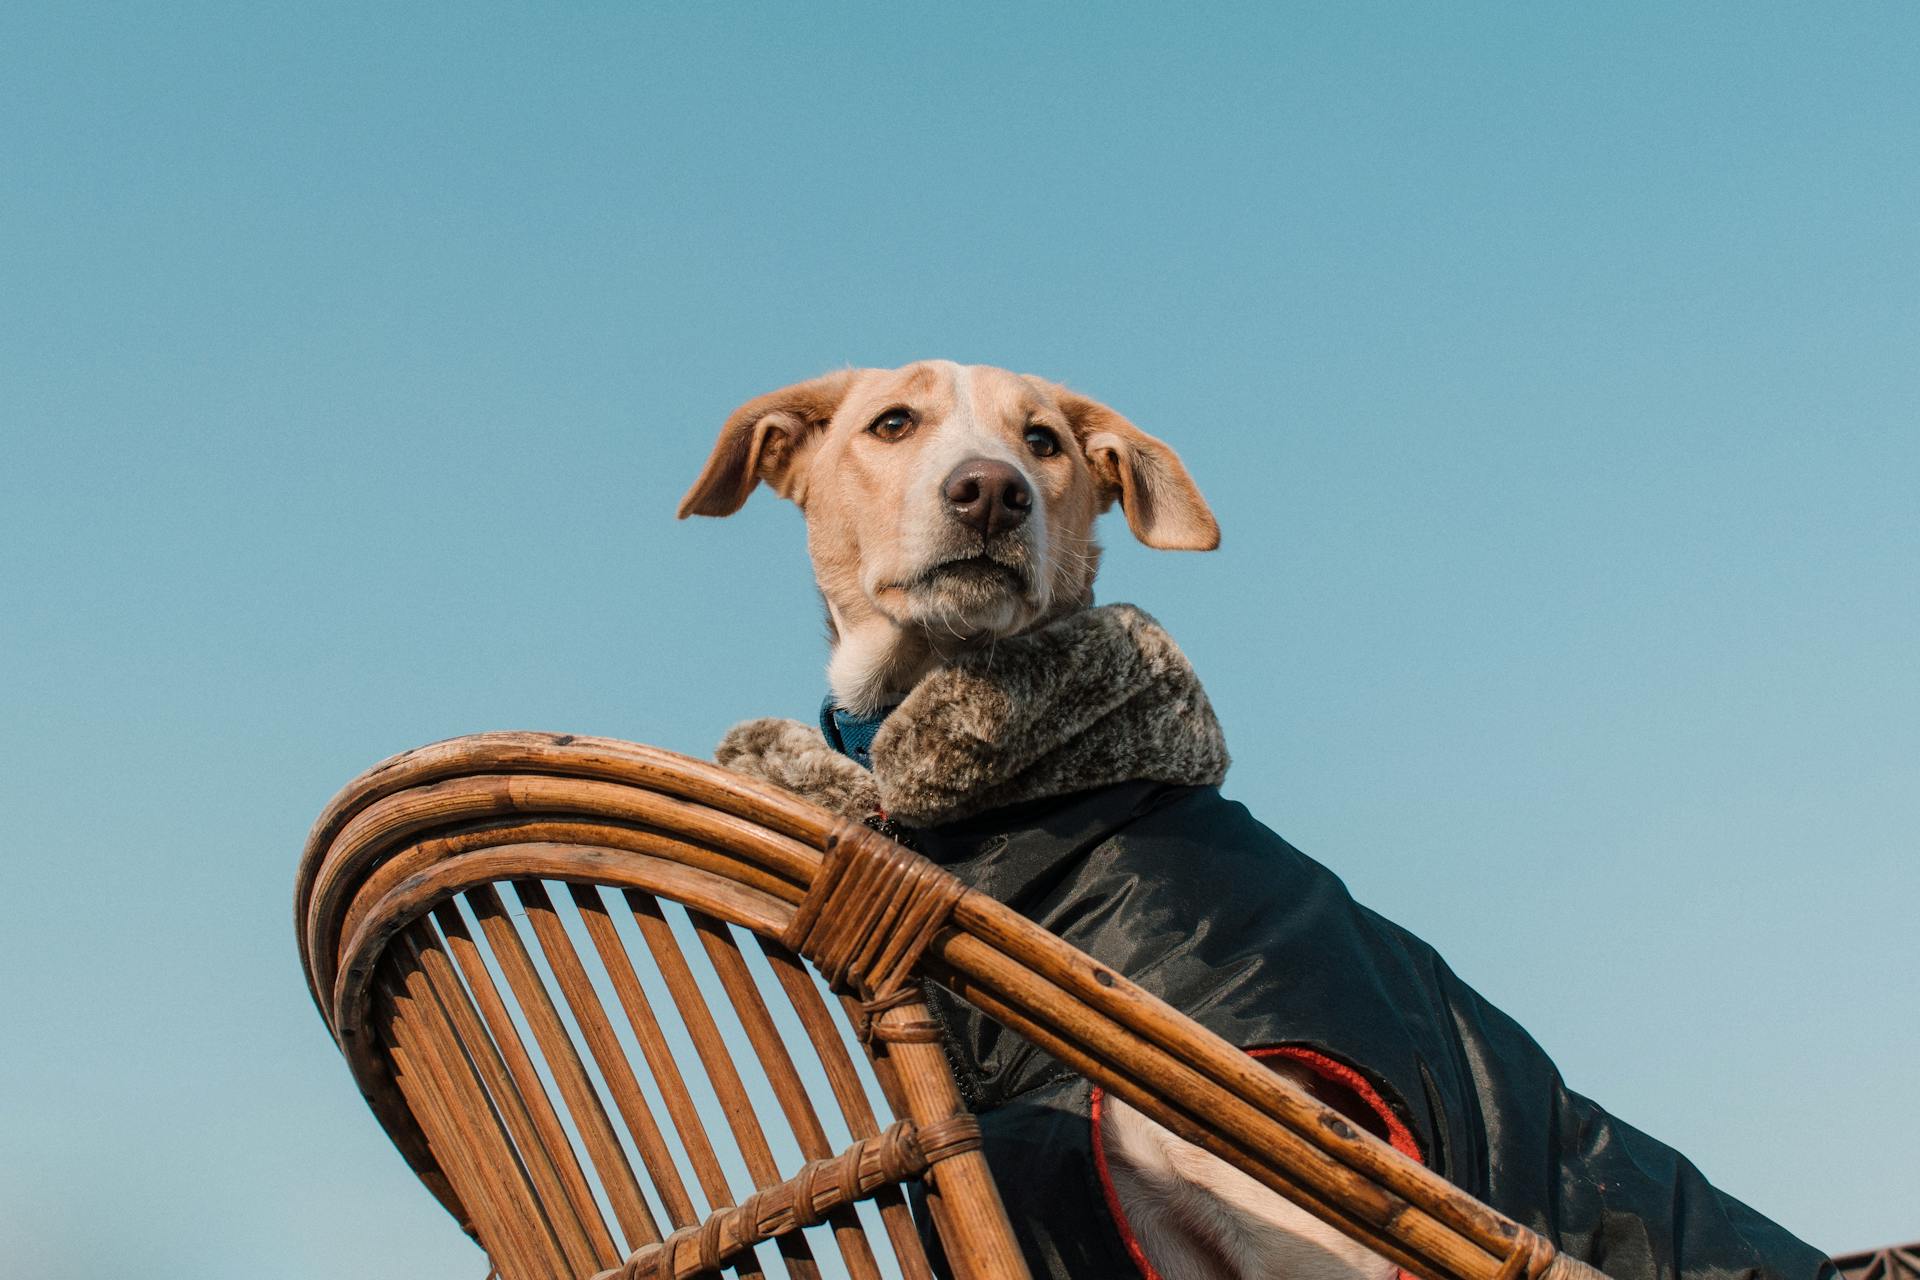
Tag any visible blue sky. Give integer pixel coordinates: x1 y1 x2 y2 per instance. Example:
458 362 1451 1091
3 4 1915 1276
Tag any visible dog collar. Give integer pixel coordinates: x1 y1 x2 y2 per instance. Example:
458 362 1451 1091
819 696 895 771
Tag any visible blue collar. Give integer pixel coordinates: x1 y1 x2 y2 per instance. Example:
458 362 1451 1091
819 695 895 771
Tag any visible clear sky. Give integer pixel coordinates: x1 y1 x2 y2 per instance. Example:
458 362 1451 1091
3 4 1915 1277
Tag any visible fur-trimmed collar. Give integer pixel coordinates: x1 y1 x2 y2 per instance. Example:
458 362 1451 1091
715 604 1230 827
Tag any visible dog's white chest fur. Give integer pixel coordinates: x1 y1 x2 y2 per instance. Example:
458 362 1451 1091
1102 1096 1397 1280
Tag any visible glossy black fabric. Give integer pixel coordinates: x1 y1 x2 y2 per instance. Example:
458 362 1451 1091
909 780 1831 1280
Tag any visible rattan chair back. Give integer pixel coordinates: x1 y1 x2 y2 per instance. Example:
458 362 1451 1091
296 732 1022 1280
298 731 1608 1280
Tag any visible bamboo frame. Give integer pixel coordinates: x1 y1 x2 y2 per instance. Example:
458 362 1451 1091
298 731 1608 1280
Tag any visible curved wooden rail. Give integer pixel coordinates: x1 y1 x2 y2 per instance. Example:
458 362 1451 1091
298 731 1606 1280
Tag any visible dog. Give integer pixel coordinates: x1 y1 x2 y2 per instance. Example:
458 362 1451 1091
681 359 1397 1280
682 361 1826 1280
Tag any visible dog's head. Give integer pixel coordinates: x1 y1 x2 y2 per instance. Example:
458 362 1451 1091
681 360 1218 713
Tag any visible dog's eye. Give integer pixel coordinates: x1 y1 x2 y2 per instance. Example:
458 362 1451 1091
1024 425 1061 458
867 409 915 441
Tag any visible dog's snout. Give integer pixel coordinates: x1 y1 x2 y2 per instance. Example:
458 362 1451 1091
942 458 1032 538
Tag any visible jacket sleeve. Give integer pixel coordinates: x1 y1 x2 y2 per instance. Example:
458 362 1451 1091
1438 967 1835 1280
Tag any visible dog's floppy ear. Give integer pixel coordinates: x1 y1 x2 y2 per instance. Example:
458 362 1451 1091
1057 389 1220 550
678 370 859 517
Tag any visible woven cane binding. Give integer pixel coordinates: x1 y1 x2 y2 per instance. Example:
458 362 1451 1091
598 1116 984 1280
782 818 967 1002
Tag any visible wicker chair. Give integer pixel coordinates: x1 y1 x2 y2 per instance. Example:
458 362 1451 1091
297 731 1606 1280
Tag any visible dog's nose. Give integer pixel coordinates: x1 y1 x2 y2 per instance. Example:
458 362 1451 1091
942 458 1032 538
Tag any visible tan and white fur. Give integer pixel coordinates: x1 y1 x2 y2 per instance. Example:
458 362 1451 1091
682 360 1395 1280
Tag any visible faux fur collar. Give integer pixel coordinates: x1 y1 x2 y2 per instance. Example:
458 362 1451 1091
715 604 1230 827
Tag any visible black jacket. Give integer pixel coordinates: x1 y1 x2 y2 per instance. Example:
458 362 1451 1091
908 781 1832 1280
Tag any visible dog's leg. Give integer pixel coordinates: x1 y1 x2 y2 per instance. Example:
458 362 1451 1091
1099 1093 1399 1280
